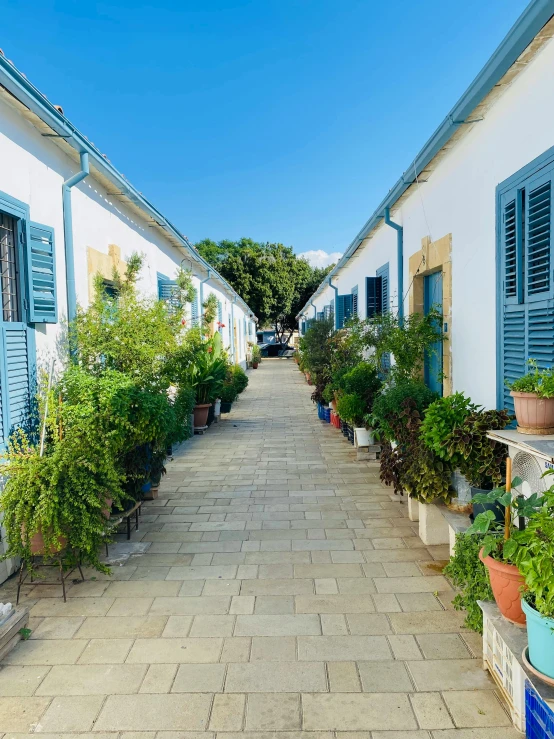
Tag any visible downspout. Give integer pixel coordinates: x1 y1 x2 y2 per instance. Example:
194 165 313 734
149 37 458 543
328 277 339 331
231 299 236 363
311 301 317 319
199 269 212 328
63 152 89 323
384 207 404 324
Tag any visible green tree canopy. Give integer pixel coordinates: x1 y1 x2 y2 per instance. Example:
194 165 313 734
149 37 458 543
196 238 333 343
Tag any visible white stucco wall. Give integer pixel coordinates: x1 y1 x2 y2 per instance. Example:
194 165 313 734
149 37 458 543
0 95 252 368
313 35 554 407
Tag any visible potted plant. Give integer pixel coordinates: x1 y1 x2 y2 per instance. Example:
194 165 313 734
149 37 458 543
336 393 365 445
466 462 546 625
509 360 554 434
336 362 381 447
220 377 237 413
252 344 261 369
185 335 227 428
420 395 511 514
513 475 554 679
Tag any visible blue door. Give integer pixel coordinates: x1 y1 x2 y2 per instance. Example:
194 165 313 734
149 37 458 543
424 270 443 396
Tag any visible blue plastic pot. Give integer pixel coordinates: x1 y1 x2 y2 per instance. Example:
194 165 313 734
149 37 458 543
522 598 554 679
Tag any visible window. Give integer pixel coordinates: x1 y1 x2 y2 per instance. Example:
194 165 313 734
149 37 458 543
0 213 21 322
498 152 554 411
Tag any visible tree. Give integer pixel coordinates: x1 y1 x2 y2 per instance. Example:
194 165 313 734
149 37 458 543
196 238 333 344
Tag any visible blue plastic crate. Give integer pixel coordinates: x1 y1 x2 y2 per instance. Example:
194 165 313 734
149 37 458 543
323 407 331 423
526 680 554 739
317 403 325 420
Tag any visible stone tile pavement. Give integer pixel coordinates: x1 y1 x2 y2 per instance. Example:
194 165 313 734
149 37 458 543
0 358 519 737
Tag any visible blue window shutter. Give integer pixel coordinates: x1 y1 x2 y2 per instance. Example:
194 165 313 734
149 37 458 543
317 311 324 321
377 262 390 313
526 171 552 300
2 326 31 435
27 222 57 322
330 298 334 316
218 301 223 333
0 365 5 449
158 277 181 308
366 277 382 317
191 289 199 326
499 164 554 411
351 285 358 316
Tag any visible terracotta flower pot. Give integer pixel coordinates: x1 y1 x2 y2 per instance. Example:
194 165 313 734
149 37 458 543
252 362 259 369
27 527 67 556
511 391 554 434
479 548 526 625
193 403 211 428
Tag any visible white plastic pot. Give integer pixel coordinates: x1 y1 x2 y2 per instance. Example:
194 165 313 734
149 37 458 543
214 399 221 417
354 428 374 447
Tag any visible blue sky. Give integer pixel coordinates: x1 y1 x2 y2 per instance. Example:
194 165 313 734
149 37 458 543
4 0 528 264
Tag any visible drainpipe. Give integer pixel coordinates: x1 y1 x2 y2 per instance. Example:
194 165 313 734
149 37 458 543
63 152 89 323
328 277 339 331
311 301 317 319
199 269 212 328
231 299 236 363
384 207 404 324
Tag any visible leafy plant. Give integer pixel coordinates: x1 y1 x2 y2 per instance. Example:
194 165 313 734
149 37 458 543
420 392 478 463
73 253 184 390
337 362 382 416
466 476 546 562
509 359 554 398
202 293 219 325
446 409 511 488
185 336 227 405
229 365 249 395
513 475 554 618
252 344 262 363
336 393 366 426
378 398 452 503
444 533 493 633
372 381 437 441
349 308 444 384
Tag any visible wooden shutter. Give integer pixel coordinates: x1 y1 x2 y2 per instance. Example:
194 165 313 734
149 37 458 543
191 289 199 326
27 222 57 322
499 165 554 412
218 300 223 334
0 367 5 449
2 326 31 434
526 173 552 300
158 278 180 307
366 277 382 317
351 285 358 315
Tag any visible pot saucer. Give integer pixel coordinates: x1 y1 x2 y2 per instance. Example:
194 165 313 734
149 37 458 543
522 646 554 687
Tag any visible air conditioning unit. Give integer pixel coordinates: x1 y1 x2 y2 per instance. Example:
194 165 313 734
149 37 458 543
509 449 551 498
487 430 554 500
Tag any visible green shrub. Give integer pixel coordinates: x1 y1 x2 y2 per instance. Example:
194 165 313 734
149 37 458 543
372 381 437 441
420 392 477 464
338 362 382 414
230 365 249 395
444 534 493 633
336 393 366 426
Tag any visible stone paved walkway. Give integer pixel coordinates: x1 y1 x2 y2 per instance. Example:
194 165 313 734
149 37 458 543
0 358 518 737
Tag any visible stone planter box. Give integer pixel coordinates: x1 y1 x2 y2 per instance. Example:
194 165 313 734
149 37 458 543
418 502 449 545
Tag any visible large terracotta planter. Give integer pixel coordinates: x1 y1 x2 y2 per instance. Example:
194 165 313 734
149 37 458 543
252 362 259 369
193 403 211 428
511 391 554 434
479 548 526 625
27 528 67 556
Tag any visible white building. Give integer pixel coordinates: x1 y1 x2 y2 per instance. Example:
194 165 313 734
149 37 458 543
0 51 256 452
298 0 554 413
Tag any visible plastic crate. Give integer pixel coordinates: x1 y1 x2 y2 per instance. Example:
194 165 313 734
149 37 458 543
482 606 526 731
323 407 331 423
317 403 325 420
526 680 554 739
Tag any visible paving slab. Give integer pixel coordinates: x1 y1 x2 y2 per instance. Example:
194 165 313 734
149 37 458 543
0 360 505 737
